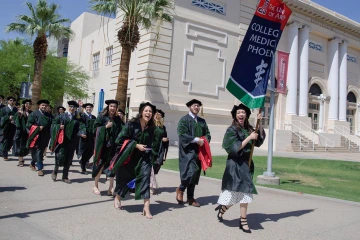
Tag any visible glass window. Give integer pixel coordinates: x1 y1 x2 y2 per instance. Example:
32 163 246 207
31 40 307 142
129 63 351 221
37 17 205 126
106 46 113 65
93 52 100 70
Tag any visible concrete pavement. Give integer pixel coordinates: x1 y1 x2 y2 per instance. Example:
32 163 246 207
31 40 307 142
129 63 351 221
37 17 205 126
1 154 360 240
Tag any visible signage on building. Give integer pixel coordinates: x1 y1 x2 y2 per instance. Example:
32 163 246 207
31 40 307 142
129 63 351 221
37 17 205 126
226 0 292 109
276 51 289 94
19 82 32 99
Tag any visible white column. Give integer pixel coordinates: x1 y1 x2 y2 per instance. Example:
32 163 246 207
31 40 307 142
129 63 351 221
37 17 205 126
298 25 310 117
339 40 348 121
317 94 326 132
286 22 300 115
357 103 360 135
328 38 341 120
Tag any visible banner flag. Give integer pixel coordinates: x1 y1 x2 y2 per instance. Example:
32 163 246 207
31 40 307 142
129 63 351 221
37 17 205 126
277 51 289 94
226 0 292 109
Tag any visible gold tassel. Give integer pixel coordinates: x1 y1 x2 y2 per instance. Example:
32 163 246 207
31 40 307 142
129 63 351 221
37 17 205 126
200 105 205 117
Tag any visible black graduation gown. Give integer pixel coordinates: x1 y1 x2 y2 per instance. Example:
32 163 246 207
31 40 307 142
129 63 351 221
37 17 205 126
77 113 96 162
0 106 18 156
221 125 266 194
12 111 32 157
177 114 211 185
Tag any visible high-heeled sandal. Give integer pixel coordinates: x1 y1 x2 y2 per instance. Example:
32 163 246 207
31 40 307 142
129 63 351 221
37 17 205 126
215 205 228 222
239 217 252 233
142 208 153 219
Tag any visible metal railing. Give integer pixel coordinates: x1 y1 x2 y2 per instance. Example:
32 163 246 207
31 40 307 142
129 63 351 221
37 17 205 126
292 121 335 150
331 125 360 151
277 121 313 150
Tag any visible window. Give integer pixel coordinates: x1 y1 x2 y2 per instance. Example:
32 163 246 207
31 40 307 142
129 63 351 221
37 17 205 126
308 103 319 110
92 93 96 104
93 52 100 70
106 46 113 65
192 0 226 15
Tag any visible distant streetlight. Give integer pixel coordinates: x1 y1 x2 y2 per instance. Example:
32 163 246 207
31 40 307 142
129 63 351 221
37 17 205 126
22 64 31 97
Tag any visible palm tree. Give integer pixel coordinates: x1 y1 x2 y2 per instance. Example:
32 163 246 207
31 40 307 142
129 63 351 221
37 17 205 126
90 0 172 112
6 0 74 108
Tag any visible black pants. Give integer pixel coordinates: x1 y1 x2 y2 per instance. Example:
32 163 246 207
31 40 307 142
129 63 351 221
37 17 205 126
80 149 93 170
54 147 75 179
179 182 196 199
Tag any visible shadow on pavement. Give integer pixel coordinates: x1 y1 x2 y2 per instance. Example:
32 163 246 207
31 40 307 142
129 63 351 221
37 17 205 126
222 209 315 229
121 200 184 216
0 187 27 192
196 195 219 205
157 187 177 194
0 199 113 220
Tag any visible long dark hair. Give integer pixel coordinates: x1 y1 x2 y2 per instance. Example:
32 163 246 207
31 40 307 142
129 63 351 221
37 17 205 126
232 116 254 132
130 106 155 127
100 105 118 117
18 103 31 118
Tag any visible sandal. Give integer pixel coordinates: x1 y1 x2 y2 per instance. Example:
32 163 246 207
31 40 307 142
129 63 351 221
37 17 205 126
107 189 113 196
239 217 252 233
17 161 24 167
215 205 228 222
92 187 101 195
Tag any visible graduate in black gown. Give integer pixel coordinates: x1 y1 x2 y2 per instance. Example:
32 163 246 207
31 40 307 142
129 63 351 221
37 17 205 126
92 100 124 196
50 100 84 183
176 99 211 207
0 95 5 109
0 96 18 161
57 106 65 116
215 104 265 233
13 99 32 167
27 100 53 176
113 102 156 219
77 103 96 174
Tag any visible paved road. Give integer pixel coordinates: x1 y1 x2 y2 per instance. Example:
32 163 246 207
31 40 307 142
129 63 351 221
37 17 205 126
1 154 360 240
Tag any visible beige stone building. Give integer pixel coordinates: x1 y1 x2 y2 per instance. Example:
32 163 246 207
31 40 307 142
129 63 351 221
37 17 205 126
67 0 360 151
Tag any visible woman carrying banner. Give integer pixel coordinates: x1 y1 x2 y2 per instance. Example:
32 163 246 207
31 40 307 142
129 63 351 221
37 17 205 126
215 104 265 233
92 100 124 196
150 109 169 195
13 99 32 167
112 102 156 219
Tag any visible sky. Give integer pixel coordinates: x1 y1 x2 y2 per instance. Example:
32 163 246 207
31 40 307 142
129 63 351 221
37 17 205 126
0 0 359 41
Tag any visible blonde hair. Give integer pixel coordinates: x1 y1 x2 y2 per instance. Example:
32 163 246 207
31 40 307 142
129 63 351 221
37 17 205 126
155 116 164 127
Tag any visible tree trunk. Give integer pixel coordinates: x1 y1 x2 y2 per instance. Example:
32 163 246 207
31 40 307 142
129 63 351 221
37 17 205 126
31 34 48 110
31 57 45 110
115 44 132 112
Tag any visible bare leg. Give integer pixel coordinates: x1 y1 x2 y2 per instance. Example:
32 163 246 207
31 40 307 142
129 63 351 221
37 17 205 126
143 199 153 219
108 177 114 195
114 194 123 209
92 166 103 195
240 203 250 231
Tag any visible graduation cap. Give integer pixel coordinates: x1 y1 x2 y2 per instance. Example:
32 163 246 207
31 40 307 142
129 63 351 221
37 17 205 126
7 96 16 101
22 99 32 105
118 109 125 115
156 109 165 118
57 106 66 111
0 95 4 99
82 103 94 108
186 99 202 107
37 99 50 105
231 104 251 119
139 102 156 114
105 99 119 105
67 100 79 108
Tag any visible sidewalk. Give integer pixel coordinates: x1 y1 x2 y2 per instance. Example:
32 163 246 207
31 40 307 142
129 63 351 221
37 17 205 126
167 145 360 162
1 155 360 239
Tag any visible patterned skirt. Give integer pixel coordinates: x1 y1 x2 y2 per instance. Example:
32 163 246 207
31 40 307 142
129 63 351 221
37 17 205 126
217 190 253 205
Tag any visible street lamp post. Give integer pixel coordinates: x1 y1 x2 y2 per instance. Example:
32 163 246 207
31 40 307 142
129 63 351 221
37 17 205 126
22 64 31 97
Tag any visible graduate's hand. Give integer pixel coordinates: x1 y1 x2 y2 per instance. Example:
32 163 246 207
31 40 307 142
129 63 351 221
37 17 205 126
198 138 204 146
81 134 87 138
60 125 64 129
106 121 113 129
162 137 169 142
136 144 147 151
9 115 13 120
249 132 258 140
40 126 44 131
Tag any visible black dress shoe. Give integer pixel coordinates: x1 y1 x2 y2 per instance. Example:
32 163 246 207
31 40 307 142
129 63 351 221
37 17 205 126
62 178 71 184
51 171 57 181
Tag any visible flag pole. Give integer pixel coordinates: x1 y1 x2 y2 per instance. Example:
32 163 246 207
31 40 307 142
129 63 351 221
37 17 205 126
248 108 262 167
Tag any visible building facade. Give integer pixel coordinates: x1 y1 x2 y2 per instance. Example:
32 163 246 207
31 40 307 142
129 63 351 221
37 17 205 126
67 0 360 150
